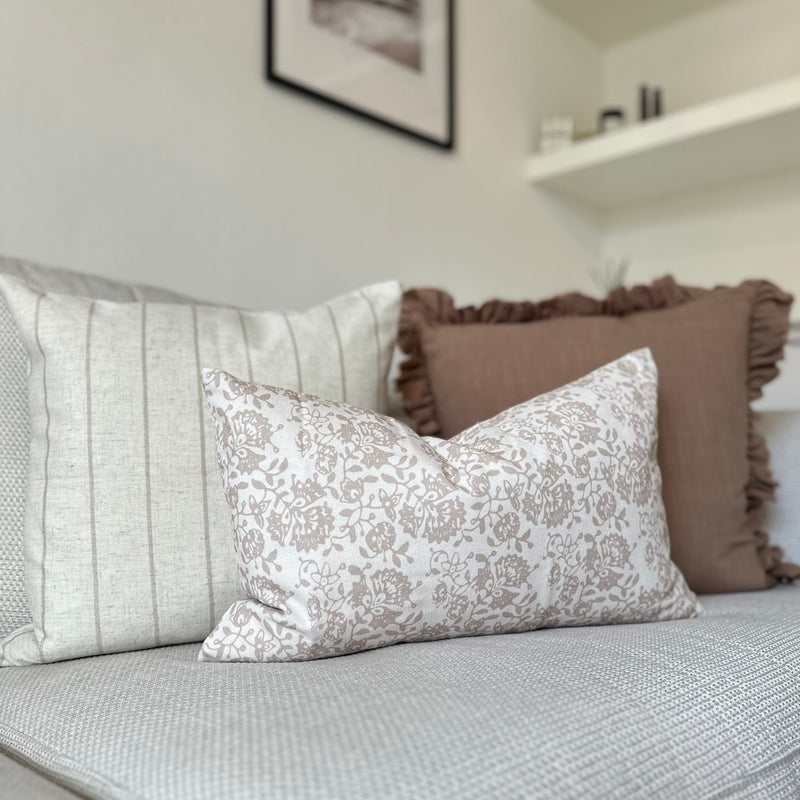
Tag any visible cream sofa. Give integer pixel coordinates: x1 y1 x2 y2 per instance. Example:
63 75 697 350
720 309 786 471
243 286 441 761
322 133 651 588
0 262 798 799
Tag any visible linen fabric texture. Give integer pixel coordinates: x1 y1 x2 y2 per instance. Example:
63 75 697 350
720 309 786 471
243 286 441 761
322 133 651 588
200 349 697 663
0 276 401 666
1 588 799 800
398 277 799 594
0 256 191 641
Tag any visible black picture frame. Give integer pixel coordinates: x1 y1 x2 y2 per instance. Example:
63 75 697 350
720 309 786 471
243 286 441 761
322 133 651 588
266 0 455 150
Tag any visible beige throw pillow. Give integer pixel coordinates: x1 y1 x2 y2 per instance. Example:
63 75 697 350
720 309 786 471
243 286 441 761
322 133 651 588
0 277 401 666
200 349 698 663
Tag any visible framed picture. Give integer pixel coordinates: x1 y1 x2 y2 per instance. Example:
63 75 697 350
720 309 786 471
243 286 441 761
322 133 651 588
266 0 454 149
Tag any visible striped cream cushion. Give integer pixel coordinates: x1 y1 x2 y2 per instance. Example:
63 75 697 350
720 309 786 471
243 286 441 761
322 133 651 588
0 276 401 666
0 256 192 641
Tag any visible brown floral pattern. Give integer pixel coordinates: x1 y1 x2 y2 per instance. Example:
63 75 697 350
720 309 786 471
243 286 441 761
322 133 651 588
200 349 697 663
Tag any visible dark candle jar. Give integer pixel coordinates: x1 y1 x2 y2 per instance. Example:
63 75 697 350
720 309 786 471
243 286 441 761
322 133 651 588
598 108 626 133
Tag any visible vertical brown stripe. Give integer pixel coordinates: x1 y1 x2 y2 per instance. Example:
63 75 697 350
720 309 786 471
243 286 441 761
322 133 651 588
326 305 347 402
141 303 162 645
238 310 254 383
360 290 385 412
85 301 104 654
33 293 49 660
192 304 216 629
283 312 303 392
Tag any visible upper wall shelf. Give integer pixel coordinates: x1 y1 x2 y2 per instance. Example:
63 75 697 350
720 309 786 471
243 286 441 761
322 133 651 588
526 76 800 211
537 0 733 47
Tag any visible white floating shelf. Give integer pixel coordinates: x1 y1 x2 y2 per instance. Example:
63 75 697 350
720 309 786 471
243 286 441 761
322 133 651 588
537 0 734 47
527 76 800 211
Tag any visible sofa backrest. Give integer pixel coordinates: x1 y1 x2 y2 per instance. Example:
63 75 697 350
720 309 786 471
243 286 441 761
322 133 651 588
759 410 800 565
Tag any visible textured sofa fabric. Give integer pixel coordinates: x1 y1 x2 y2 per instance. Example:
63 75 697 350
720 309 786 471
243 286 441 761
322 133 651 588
0 753 81 799
0 256 192 641
0 587 798 800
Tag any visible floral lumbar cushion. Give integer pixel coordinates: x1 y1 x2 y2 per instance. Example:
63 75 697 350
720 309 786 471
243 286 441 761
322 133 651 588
200 349 697 663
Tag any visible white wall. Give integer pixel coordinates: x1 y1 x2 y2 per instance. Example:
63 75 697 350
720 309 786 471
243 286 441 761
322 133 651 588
601 0 800 408
2 0 796 403
603 0 800 119
601 0 800 299
0 0 602 310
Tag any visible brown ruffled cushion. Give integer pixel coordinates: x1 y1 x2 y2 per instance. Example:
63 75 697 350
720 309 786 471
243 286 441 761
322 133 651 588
398 276 799 593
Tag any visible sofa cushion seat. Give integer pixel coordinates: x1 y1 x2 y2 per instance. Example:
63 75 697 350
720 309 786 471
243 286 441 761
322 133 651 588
0 586 798 799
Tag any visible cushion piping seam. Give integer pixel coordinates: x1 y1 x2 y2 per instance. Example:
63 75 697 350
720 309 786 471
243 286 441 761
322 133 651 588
0 723 142 800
